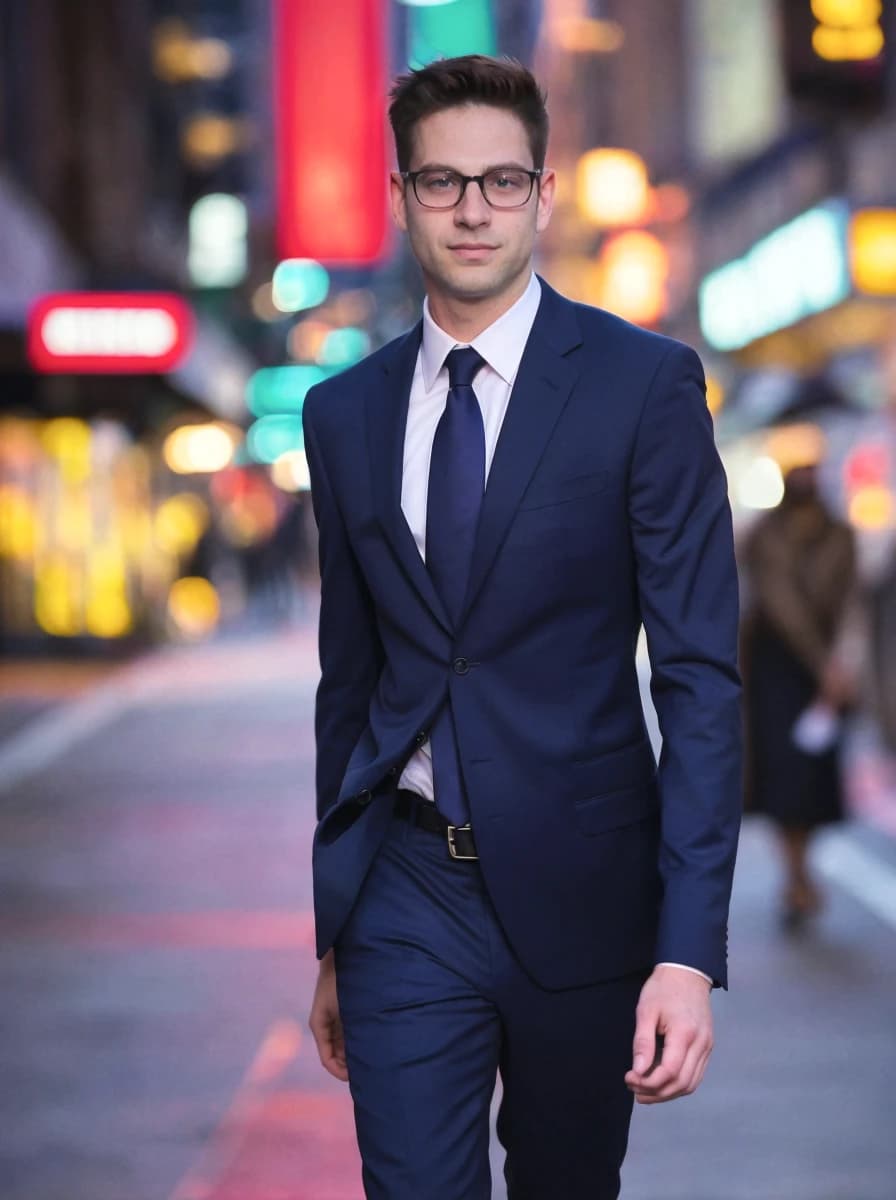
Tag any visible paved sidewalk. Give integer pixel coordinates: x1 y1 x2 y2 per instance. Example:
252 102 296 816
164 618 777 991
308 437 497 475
0 627 894 1199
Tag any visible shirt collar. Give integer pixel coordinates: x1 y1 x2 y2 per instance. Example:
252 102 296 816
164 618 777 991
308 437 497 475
420 273 541 391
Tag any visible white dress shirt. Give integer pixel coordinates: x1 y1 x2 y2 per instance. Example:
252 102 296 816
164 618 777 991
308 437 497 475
395 272 711 987
397 272 541 798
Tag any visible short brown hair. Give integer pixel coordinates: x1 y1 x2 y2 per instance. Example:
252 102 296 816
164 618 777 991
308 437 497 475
388 54 549 173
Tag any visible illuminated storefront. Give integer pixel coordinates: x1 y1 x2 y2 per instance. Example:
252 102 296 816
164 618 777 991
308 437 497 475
0 293 259 648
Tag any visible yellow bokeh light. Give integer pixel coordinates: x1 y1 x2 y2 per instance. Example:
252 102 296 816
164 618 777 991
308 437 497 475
549 17 625 54
0 485 37 560
850 209 896 296
121 511 154 557
599 231 668 325
85 593 133 638
168 576 220 640
576 149 650 228
41 418 92 484
181 114 247 165
764 424 828 474
164 423 237 474
849 485 894 530
153 19 233 83
34 558 82 636
812 24 884 60
154 494 209 556
705 376 725 416
56 492 93 553
811 0 881 26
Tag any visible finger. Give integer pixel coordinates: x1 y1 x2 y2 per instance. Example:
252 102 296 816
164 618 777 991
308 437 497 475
628 1017 695 1094
627 1025 695 1095
321 1033 350 1082
630 1005 659 1075
331 1021 349 1080
311 1015 350 1082
636 1038 711 1104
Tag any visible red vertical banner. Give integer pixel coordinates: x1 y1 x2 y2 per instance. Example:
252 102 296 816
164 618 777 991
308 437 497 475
275 0 389 265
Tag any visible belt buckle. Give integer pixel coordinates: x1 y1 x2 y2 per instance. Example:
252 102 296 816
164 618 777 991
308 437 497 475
446 823 477 861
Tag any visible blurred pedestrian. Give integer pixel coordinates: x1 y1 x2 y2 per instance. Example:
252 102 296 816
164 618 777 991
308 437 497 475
742 455 858 926
868 327 896 751
304 54 741 1200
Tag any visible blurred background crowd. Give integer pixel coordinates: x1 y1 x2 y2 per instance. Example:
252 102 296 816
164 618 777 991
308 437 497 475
3 4 896 1197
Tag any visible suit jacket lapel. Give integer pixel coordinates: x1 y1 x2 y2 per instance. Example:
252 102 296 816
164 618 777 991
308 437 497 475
366 322 452 633
462 282 583 622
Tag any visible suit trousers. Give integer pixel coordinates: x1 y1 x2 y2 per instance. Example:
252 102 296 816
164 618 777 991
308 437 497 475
333 808 645 1199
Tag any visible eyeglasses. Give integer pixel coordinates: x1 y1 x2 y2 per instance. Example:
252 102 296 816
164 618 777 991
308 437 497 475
400 167 543 210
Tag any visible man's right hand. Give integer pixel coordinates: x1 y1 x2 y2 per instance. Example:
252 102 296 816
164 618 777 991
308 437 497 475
308 949 349 1081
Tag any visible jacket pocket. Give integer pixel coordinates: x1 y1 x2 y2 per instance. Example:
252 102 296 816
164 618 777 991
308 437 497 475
573 783 657 836
518 469 609 511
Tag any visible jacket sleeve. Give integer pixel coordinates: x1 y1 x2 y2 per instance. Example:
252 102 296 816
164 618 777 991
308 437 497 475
628 343 743 987
303 390 384 821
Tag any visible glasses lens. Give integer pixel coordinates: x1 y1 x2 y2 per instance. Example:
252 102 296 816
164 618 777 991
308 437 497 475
413 170 462 208
483 169 533 207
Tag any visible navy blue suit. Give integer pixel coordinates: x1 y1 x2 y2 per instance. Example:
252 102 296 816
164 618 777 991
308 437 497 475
303 280 741 1197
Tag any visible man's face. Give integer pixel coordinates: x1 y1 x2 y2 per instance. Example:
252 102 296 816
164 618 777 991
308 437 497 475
390 104 554 308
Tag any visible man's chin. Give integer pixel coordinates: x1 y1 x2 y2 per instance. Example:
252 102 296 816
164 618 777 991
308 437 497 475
438 264 512 301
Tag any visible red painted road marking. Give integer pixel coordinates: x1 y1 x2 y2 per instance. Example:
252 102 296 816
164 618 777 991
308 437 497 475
167 1018 362 1200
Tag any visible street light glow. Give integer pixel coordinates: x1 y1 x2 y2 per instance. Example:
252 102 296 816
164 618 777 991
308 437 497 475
576 148 649 228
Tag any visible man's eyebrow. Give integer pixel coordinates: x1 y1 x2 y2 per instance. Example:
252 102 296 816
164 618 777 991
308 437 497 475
412 161 533 173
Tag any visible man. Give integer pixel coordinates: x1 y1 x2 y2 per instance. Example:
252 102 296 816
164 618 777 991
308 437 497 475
304 55 741 1200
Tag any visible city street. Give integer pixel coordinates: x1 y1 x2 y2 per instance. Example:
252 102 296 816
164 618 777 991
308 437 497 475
1 622 895 1200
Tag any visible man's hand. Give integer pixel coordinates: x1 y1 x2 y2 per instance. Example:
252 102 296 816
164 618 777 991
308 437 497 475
820 657 857 711
625 965 713 1104
309 950 349 1082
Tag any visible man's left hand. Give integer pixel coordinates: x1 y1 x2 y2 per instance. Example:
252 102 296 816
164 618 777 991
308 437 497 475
624 965 713 1104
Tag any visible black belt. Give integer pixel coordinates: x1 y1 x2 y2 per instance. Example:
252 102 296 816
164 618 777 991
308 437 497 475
394 789 479 861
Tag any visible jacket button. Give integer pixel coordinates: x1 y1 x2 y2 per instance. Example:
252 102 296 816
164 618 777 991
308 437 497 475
452 657 470 675
415 730 427 745
357 789 373 806
388 765 398 777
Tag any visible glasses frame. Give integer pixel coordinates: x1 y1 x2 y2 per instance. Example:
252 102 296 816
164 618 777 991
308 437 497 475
400 167 544 210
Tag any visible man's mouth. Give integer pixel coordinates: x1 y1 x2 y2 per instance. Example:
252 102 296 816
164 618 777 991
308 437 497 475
448 243 498 255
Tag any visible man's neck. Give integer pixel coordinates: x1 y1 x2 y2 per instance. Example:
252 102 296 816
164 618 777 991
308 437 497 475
425 272 532 343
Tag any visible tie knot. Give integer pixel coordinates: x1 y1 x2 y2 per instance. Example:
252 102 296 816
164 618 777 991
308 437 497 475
445 346 485 391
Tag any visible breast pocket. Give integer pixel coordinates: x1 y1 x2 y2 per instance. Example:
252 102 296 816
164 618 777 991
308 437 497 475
517 469 609 512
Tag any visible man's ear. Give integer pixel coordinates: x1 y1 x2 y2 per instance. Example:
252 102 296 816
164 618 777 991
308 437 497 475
535 168 556 234
390 172 409 232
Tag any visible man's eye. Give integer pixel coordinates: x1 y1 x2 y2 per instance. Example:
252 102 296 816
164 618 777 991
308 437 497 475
421 174 455 189
492 172 526 189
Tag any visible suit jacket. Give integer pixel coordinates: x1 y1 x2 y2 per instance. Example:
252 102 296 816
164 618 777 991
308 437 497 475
302 278 742 990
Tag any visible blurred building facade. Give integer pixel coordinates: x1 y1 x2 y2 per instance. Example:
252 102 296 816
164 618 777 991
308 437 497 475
0 0 262 651
3 0 896 653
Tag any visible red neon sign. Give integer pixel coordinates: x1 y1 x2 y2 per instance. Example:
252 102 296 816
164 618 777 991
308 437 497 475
28 293 194 374
274 0 389 266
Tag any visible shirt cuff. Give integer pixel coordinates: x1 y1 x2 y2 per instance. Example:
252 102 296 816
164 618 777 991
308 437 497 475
656 962 713 986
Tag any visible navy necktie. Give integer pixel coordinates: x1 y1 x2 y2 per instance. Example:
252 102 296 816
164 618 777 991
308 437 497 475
425 346 486 826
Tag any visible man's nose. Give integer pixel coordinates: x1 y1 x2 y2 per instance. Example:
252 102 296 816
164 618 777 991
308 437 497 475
454 179 491 225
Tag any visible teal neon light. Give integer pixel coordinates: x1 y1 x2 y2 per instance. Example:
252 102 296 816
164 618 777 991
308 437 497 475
408 0 496 67
246 364 338 417
699 201 851 352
